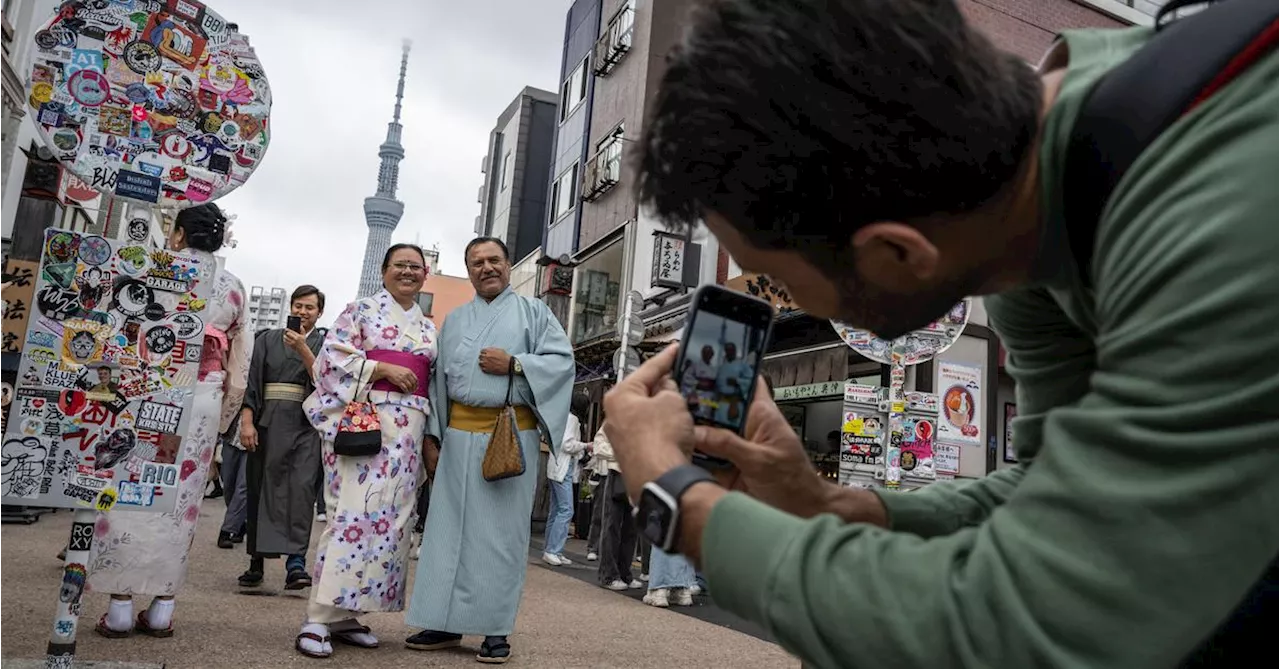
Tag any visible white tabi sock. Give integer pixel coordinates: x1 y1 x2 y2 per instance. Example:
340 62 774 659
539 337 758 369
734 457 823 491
106 599 133 632
147 599 175 630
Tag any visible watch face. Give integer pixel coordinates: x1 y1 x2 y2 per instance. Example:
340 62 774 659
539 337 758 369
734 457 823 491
639 488 676 549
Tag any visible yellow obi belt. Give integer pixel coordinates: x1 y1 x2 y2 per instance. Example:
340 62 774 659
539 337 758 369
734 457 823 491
264 383 307 403
449 404 538 434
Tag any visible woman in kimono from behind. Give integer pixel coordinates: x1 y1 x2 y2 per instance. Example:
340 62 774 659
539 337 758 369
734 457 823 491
296 243 437 659
91 203 251 639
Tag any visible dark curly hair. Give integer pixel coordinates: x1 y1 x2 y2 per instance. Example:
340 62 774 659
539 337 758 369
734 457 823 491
174 203 228 253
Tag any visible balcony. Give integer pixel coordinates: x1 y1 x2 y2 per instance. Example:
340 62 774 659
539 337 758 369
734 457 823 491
581 138 622 202
592 2 634 76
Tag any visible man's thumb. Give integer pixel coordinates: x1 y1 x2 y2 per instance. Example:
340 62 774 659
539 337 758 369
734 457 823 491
693 426 747 463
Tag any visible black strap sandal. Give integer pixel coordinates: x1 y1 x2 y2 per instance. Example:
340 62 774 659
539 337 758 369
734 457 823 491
295 631 332 659
477 638 512 664
332 624 378 648
284 568 313 590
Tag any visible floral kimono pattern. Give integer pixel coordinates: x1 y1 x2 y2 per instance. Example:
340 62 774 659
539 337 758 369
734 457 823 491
89 255 250 596
303 289 437 614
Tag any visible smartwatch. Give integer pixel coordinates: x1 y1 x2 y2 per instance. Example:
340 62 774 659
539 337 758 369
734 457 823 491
633 464 716 554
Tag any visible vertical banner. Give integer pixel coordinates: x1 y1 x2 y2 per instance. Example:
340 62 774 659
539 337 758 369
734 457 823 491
937 362 983 446
1 228 212 514
2 258 40 354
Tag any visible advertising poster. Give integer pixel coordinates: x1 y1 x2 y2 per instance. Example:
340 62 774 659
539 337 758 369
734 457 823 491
840 410 882 466
934 442 959 474
1 228 212 514
26 0 272 208
937 362 983 446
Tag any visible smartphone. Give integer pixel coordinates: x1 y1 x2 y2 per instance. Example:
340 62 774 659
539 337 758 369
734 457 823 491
286 315 302 333
673 284 775 469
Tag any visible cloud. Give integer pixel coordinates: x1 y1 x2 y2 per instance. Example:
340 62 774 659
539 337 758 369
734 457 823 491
208 0 568 324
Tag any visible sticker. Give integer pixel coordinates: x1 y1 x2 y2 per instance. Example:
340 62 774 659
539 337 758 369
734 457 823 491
46 231 81 264
185 177 212 202
135 401 182 434
58 390 88 417
78 235 111 266
59 563 87 603
144 326 177 356
1 436 50 498
114 169 162 203
117 481 155 507
160 133 191 158
145 276 189 293
62 320 109 364
144 302 167 321
94 428 137 471
116 245 151 276
72 474 108 492
44 261 78 289
122 41 161 74
50 127 79 153
139 462 178 487
67 70 110 107
37 284 81 321
890 401 905 414
94 487 118 512
126 216 151 242
112 279 154 317
144 13 207 69
169 313 203 340
98 104 133 136
69 521 95 551
63 483 98 504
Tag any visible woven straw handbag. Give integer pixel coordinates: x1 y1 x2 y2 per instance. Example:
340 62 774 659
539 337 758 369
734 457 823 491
482 359 527 482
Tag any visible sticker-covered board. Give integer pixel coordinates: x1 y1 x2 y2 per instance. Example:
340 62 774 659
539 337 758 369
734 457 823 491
831 299 971 366
1 228 213 513
27 0 271 208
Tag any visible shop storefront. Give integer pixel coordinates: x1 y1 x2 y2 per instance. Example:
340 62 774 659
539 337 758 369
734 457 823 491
571 238 624 345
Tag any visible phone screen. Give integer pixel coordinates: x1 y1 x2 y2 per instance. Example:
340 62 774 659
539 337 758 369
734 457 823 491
675 286 774 454
286 315 302 333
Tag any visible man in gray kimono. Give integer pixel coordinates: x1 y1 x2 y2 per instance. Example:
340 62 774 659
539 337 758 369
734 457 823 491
405 237 574 664
237 285 327 591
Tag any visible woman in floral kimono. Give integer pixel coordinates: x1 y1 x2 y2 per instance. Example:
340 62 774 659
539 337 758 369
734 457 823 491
296 243 437 659
91 203 251 639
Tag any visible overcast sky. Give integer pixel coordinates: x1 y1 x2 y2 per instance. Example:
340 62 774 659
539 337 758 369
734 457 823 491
210 0 567 322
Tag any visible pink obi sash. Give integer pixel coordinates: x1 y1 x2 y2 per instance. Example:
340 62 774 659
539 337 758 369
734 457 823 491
366 349 431 398
200 326 229 381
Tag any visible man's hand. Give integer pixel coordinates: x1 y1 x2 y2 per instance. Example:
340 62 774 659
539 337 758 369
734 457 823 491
424 436 440 480
240 420 258 452
696 378 888 525
283 329 309 355
478 347 513 375
374 362 418 394
603 344 699 502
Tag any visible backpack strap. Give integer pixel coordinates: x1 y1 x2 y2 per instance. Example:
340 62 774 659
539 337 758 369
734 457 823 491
1061 0 1277 287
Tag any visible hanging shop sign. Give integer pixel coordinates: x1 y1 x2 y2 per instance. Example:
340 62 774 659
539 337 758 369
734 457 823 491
2 259 40 355
1 228 213 513
831 299 971 367
651 231 686 290
26 0 272 208
774 379 845 403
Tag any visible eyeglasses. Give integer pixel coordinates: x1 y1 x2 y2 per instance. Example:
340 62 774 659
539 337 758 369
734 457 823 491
391 263 426 273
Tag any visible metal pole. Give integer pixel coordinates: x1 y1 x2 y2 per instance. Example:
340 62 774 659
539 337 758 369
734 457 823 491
884 346 908 489
46 508 96 669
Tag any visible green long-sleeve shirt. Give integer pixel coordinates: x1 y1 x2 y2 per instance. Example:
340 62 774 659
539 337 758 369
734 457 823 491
701 27 1278 669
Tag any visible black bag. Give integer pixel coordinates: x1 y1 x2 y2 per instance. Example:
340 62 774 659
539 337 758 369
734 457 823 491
1061 2 1276 664
333 360 382 457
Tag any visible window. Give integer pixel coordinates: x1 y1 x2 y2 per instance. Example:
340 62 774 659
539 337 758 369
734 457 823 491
500 151 513 191
594 0 635 76
549 162 579 222
417 292 434 316
558 57 589 123
582 124 624 202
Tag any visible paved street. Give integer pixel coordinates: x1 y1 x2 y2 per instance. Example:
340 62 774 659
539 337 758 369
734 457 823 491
1 505 798 668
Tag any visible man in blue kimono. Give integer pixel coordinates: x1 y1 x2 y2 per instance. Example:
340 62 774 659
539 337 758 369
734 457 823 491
405 237 575 664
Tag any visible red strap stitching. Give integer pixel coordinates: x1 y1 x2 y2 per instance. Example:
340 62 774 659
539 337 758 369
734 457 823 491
1186 19 1279 115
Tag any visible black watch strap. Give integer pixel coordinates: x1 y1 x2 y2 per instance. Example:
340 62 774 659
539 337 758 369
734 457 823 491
654 464 716 502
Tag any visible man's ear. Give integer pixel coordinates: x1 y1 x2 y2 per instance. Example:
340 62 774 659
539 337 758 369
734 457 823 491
850 222 940 281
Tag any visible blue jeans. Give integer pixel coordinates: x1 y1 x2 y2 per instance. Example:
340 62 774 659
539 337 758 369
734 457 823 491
648 546 696 590
544 477 575 556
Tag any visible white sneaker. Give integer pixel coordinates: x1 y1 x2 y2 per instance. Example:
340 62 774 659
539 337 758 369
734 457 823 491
639 573 649 582
605 580 629 591
673 588 694 607
586 551 598 561
628 579 644 589
542 552 564 566
688 584 702 595
316 512 327 523
643 588 670 608
557 555 573 566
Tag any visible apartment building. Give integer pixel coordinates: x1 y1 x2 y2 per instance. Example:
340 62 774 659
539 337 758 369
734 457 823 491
248 287 288 333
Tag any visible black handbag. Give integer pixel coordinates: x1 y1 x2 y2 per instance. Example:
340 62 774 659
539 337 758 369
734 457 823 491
333 360 381 457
